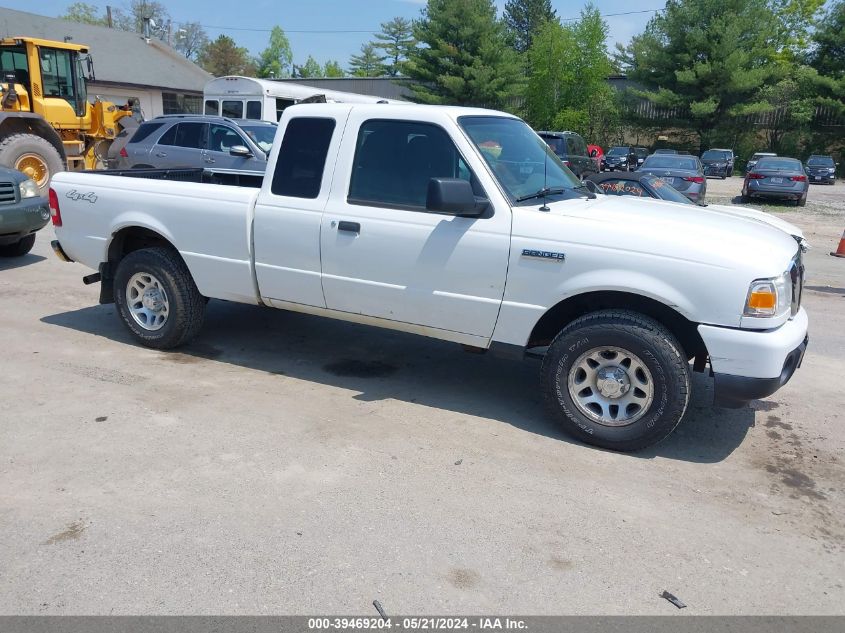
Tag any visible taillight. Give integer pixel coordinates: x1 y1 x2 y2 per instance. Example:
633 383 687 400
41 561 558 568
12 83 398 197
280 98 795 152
746 173 765 179
49 188 62 227
119 147 128 158
563 160 572 167
683 176 705 183
790 175 807 182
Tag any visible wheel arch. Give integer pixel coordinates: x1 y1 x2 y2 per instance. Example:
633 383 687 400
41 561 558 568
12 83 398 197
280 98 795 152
0 113 67 161
527 290 708 363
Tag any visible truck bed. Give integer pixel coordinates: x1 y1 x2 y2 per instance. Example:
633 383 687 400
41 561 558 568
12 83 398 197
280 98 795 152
88 167 264 188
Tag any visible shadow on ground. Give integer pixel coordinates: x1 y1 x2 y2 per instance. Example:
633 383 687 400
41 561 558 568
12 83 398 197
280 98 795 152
42 300 755 464
0 253 45 271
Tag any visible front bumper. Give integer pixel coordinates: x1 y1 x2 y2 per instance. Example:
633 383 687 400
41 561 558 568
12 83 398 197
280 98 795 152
808 173 835 184
0 196 50 244
699 308 809 408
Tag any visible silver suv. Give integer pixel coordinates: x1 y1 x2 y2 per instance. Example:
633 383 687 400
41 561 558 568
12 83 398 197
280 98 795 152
116 115 277 171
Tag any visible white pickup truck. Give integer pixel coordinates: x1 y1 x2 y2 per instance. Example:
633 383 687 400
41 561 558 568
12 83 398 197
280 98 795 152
49 103 809 451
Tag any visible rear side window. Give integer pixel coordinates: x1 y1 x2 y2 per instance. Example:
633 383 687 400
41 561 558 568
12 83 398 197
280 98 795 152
156 124 177 146
173 122 208 149
271 118 336 198
129 122 165 144
566 135 586 156
246 100 262 119
222 100 243 118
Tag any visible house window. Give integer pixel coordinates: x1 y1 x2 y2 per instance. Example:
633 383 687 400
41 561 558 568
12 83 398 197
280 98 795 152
162 92 203 115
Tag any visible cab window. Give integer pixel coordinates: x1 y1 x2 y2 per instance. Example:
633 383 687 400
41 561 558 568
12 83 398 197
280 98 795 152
348 119 480 210
272 118 335 199
39 48 75 99
0 47 29 86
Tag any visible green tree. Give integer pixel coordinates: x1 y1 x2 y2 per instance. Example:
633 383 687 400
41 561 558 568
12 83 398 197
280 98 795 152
524 4 616 142
808 0 845 78
503 0 556 54
770 0 827 61
199 35 256 77
374 17 416 76
405 0 522 108
59 2 108 26
173 22 208 60
112 0 170 40
295 55 324 78
348 43 386 77
257 26 293 78
324 60 345 78
625 0 783 149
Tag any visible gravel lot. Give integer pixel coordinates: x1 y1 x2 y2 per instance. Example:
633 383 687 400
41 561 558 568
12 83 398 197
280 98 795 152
1 183 843 615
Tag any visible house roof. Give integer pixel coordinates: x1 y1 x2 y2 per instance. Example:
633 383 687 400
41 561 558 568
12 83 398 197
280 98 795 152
0 7 211 93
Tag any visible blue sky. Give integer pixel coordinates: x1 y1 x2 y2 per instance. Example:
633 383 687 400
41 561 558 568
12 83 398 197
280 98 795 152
6 0 660 68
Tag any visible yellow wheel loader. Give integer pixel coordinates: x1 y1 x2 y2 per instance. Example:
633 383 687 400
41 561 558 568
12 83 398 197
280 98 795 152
0 36 140 192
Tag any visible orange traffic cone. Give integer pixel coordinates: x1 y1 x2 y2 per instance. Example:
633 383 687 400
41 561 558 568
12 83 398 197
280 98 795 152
832 230 845 258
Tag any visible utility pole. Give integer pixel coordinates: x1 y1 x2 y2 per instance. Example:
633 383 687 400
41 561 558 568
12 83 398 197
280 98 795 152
106 5 113 28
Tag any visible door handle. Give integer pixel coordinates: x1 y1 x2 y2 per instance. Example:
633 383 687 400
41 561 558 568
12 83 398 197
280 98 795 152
337 221 360 234
155 152 167 157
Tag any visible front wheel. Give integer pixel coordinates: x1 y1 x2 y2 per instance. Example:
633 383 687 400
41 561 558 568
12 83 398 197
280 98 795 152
541 310 691 451
113 247 206 349
0 233 36 257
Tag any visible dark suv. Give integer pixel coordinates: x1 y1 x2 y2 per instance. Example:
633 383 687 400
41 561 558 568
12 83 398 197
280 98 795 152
805 155 837 184
537 131 598 179
602 146 638 171
0 166 49 257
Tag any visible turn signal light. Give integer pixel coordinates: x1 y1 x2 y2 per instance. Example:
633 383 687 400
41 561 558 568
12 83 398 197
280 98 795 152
49 188 62 227
119 147 128 158
790 175 807 182
748 290 776 310
683 176 705 183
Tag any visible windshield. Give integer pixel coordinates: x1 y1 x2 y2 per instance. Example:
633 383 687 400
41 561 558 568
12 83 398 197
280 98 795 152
807 156 834 166
459 116 581 202
750 153 774 161
241 125 275 153
701 150 729 160
643 176 694 204
607 147 628 156
643 156 699 170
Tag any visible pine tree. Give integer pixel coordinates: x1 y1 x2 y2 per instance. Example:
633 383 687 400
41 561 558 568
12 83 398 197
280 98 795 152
503 0 556 54
348 43 386 77
324 60 345 78
374 17 416 76
405 0 522 108
199 35 256 76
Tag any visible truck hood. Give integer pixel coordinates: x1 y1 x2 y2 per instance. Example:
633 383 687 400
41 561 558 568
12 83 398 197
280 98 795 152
535 194 801 276
701 203 805 243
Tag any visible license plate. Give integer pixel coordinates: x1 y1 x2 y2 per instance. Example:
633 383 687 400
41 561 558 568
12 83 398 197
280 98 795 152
814 176 821 181
771 177 783 183
663 177 675 185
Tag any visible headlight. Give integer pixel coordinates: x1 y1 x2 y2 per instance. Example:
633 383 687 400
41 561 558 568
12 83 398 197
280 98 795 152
744 272 791 317
19 179 39 198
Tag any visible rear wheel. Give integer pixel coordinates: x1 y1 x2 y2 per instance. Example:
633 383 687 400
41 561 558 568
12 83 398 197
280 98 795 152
797 194 807 207
0 134 64 194
113 247 205 349
0 233 36 257
541 310 691 451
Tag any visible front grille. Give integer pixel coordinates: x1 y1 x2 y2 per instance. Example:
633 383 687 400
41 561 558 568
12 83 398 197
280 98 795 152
789 251 804 316
0 181 16 204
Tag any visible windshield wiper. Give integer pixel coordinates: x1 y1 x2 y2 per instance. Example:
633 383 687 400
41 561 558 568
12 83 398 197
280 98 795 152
515 186 568 203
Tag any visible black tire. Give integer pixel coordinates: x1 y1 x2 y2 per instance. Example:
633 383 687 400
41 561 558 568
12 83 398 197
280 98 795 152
740 194 750 204
113 247 205 349
797 195 807 207
0 233 36 257
540 310 691 451
0 133 64 194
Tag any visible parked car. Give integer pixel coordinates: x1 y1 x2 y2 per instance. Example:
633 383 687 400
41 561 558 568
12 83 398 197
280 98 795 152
117 115 277 171
602 146 637 171
633 147 649 167
804 155 837 185
537 131 598 179
701 149 734 179
742 157 809 206
50 103 809 452
637 154 707 202
746 152 777 173
0 166 49 257
585 171 806 242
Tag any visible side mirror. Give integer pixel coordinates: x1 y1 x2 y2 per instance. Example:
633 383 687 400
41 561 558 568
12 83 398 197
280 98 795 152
229 145 253 158
426 178 487 216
